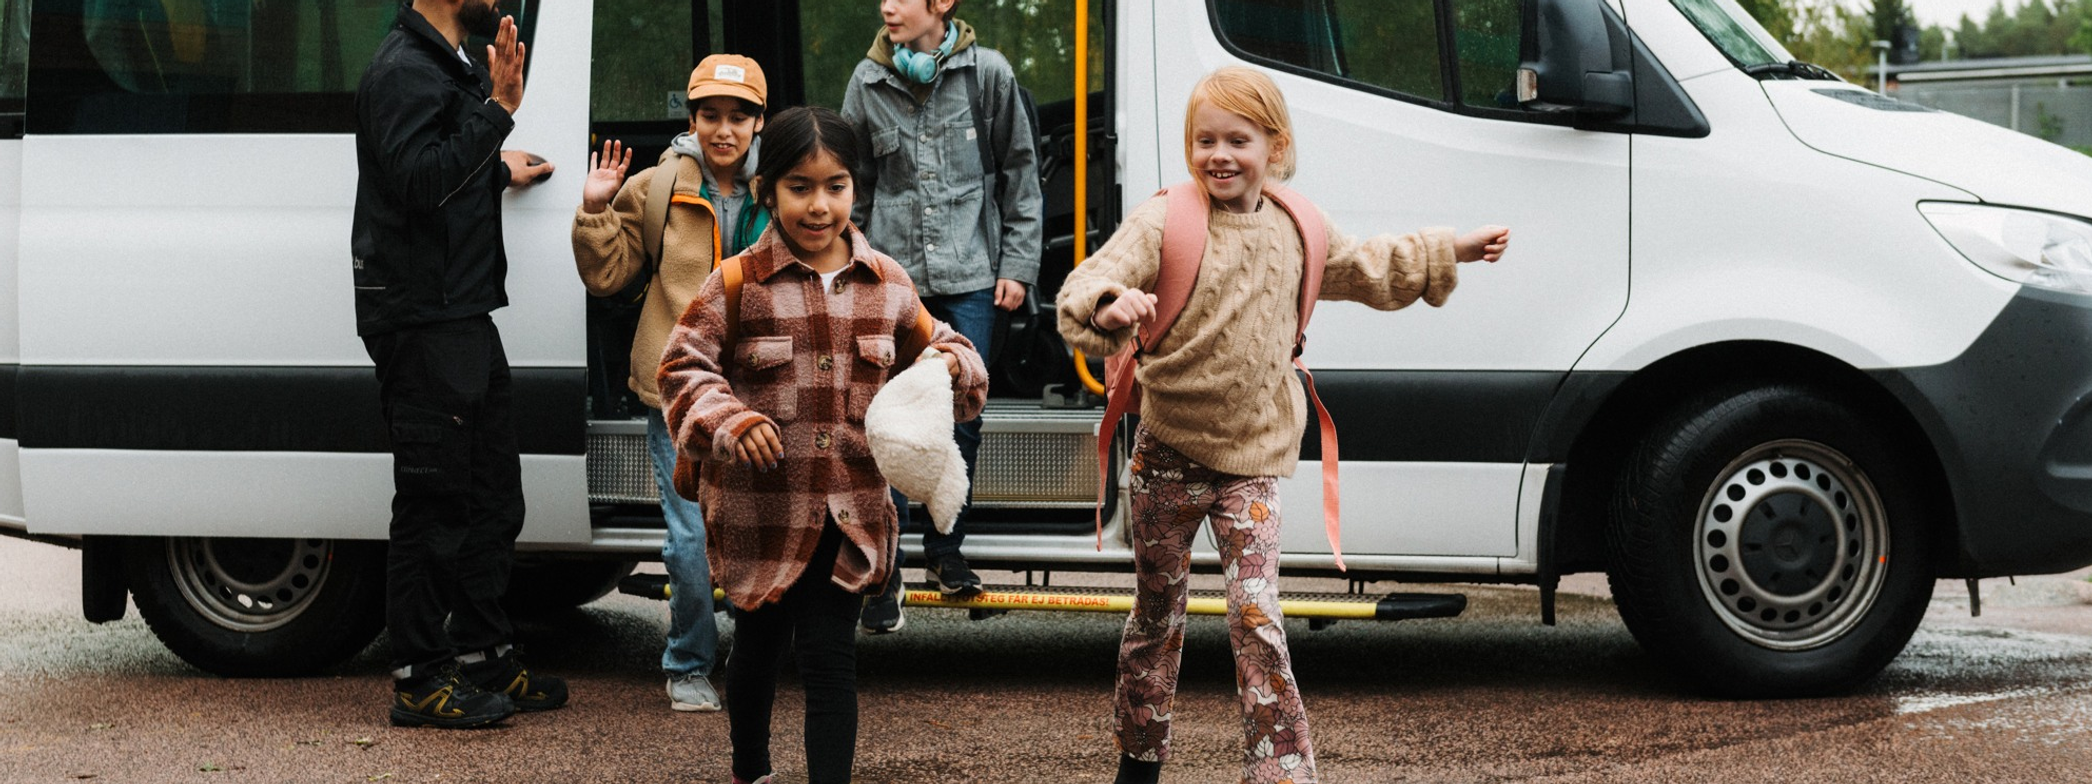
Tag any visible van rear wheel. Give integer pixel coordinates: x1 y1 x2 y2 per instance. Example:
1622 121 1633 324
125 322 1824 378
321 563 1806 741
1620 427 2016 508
1605 384 1934 697
126 536 386 677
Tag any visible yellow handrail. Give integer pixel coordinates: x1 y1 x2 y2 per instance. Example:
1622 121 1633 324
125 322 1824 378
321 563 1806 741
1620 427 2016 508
1071 0 1107 396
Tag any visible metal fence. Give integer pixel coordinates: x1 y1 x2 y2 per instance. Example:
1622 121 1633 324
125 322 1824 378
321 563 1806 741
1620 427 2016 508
1895 81 2092 149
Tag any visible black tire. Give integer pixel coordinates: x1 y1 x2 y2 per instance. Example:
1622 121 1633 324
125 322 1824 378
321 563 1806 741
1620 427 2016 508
500 557 636 617
126 537 386 677
1605 384 1934 698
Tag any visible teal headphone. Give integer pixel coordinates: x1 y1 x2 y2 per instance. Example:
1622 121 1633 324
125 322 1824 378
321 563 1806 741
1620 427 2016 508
891 23 956 84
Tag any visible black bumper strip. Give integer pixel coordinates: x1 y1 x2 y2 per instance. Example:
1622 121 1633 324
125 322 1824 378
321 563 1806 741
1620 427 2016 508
1298 369 1562 463
11 365 585 455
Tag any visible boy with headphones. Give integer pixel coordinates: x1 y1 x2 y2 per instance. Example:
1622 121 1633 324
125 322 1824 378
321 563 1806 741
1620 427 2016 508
841 0 1041 633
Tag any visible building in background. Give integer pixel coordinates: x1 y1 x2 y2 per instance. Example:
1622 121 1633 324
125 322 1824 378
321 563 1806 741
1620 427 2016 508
1879 55 2092 149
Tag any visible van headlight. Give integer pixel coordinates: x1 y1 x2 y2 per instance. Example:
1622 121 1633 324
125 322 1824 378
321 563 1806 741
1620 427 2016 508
1920 202 2092 294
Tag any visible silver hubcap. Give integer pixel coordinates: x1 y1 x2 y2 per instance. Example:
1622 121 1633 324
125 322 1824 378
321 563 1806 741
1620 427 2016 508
1694 440 1888 651
166 538 333 632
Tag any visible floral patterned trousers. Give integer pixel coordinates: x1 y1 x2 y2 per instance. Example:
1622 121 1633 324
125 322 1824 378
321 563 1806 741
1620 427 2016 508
1114 426 1318 784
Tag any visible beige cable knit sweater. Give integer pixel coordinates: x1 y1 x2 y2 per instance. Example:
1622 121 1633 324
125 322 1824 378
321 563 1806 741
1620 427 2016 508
1057 194 1459 478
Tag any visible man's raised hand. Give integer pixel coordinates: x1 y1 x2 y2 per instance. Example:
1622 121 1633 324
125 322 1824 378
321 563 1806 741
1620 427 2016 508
488 15 526 115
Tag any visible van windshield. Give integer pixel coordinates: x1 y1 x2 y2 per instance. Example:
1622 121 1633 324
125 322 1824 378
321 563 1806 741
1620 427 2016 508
1670 0 1794 68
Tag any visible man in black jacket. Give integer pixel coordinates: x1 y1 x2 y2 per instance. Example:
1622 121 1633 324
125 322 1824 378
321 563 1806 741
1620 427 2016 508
352 0 562 729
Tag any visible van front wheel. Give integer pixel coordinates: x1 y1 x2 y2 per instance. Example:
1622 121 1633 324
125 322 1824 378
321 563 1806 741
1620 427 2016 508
1605 384 1934 697
126 536 386 677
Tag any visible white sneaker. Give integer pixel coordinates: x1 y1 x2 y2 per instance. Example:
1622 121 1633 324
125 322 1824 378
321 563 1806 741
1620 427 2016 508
667 673 720 712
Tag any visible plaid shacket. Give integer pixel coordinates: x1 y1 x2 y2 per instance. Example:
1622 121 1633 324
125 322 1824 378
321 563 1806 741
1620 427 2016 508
657 225 988 612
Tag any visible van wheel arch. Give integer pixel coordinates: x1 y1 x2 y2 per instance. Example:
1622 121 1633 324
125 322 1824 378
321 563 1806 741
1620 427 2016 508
1551 341 1959 578
124 536 386 677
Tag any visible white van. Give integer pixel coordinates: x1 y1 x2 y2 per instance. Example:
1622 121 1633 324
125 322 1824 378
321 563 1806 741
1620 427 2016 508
3 0 2089 698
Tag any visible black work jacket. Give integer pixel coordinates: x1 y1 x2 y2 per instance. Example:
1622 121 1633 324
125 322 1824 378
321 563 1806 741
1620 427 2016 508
350 7 514 336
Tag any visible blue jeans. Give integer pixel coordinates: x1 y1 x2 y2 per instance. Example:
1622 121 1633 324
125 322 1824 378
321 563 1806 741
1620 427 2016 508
649 408 717 678
903 286 992 560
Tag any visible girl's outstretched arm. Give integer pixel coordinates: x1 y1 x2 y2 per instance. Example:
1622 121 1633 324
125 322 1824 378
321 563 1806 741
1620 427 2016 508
1319 208 1464 310
1055 196 1171 356
657 271 774 465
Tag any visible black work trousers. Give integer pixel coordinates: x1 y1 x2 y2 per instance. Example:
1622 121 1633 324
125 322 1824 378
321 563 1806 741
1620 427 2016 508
727 521 860 784
363 315 527 673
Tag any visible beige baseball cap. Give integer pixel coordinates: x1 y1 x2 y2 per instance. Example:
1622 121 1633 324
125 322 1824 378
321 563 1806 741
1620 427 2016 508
687 54 767 107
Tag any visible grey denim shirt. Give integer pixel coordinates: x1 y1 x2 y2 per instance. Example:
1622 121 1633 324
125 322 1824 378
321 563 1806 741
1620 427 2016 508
842 45 1042 297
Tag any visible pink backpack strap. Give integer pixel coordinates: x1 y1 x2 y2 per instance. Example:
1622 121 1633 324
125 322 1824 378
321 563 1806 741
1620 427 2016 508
1096 183 1208 548
1142 182 1211 351
1267 184 1345 570
1264 183 1329 345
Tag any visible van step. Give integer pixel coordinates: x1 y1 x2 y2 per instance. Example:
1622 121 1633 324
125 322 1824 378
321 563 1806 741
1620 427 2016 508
614 574 1465 622
588 401 1102 507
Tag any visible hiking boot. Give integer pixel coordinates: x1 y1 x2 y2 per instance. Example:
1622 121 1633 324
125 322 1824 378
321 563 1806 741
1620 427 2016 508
927 552 983 598
389 663 515 729
461 648 569 712
667 673 721 712
860 572 906 634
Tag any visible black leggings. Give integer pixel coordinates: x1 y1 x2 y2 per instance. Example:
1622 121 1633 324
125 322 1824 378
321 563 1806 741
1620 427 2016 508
726 522 860 784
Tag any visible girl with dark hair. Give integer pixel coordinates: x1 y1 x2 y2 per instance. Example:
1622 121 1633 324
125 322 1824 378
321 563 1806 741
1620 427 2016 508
656 105 989 784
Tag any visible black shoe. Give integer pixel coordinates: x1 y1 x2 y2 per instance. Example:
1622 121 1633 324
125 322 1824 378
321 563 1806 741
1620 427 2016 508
860 572 906 634
461 648 569 712
927 553 983 598
389 663 516 729
1114 754 1162 784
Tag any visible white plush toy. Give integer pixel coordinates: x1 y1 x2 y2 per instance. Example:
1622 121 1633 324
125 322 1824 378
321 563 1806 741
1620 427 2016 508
865 348 969 533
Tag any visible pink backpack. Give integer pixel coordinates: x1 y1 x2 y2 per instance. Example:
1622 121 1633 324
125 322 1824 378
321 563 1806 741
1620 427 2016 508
1095 181 1347 570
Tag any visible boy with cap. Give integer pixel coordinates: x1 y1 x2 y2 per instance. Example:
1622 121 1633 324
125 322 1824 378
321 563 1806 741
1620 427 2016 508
842 0 1042 633
571 53 771 713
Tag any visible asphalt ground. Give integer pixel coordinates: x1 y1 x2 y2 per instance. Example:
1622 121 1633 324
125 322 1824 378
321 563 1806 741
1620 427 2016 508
2 535 2090 783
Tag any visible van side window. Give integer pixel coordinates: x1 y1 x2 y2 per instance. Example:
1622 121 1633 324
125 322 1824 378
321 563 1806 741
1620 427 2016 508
26 1 536 135
1453 0 1525 110
1211 0 1445 103
0 0 26 106
590 0 705 123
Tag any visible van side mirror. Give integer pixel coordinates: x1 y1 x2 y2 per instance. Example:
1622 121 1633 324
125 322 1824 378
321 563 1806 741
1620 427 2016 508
1518 0 1633 116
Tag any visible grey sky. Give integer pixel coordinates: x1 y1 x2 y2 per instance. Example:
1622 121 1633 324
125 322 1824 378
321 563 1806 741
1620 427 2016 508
1906 0 2035 27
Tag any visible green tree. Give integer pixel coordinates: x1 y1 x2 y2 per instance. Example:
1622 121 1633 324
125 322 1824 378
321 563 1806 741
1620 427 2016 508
1779 0 1876 80
1919 24 1947 59
1871 0 1915 42
1739 0 1799 41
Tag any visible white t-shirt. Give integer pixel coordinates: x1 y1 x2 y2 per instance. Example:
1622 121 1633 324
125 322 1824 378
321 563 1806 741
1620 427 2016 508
818 268 845 294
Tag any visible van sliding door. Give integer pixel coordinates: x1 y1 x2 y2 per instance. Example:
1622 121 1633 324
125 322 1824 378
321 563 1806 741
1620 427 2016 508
15 1 593 543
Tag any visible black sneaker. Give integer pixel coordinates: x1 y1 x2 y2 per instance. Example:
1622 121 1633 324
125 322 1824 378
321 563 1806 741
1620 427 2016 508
389 663 515 729
461 648 569 712
860 572 906 635
927 553 983 598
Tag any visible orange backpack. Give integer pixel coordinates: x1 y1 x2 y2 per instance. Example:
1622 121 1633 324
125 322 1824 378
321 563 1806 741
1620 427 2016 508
1095 182 1347 570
